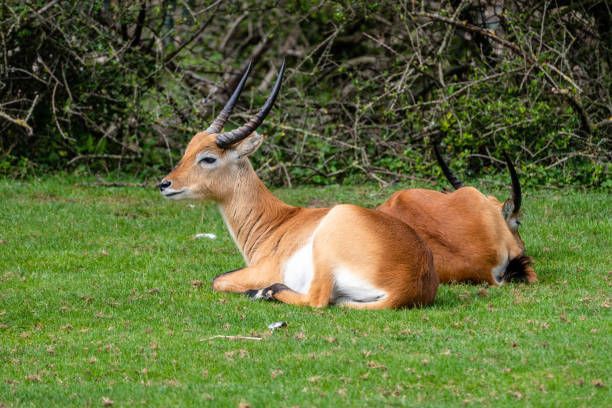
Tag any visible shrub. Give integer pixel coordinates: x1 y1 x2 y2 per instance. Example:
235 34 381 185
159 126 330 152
0 1 609 187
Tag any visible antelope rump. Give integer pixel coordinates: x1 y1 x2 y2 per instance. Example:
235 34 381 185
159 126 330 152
377 144 536 285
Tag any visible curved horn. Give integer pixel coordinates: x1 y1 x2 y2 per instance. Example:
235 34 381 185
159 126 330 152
216 59 286 149
433 143 463 190
503 152 522 214
205 60 253 134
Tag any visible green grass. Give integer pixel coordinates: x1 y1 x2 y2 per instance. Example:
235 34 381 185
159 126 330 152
0 177 610 407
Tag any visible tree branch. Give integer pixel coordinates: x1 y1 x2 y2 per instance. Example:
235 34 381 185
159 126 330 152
0 110 33 136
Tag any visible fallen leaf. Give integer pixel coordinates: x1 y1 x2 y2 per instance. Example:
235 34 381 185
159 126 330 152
268 321 287 331
367 360 387 370
194 233 216 240
238 402 250 408
102 397 114 406
165 379 180 387
191 280 204 288
510 391 523 399
25 374 41 382
592 379 604 388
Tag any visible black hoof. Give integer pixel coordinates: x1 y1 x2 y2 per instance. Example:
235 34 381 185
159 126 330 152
264 283 290 296
244 283 290 301
244 289 261 299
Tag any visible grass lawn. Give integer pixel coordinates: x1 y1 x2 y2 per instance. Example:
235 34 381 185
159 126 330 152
0 177 610 407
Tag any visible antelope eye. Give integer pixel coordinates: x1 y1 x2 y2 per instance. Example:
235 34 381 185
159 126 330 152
199 156 217 164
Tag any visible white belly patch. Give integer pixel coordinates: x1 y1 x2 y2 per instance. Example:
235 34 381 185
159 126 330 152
282 239 314 294
332 266 386 304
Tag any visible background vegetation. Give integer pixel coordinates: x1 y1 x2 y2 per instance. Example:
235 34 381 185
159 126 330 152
0 1 610 187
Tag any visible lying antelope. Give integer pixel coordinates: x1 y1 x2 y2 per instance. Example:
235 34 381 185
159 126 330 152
159 61 438 309
377 144 536 285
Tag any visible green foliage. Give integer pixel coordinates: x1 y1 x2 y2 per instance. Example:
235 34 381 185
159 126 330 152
0 1 609 187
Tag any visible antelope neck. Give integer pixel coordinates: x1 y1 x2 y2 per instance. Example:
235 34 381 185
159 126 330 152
218 162 294 264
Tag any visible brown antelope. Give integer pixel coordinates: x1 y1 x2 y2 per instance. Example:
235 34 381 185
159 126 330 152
377 144 536 285
159 61 438 309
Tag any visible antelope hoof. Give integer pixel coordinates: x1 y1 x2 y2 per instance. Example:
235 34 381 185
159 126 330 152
244 288 273 300
244 289 265 300
262 283 290 299
244 283 289 301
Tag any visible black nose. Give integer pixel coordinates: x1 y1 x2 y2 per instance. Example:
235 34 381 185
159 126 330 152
158 179 172 191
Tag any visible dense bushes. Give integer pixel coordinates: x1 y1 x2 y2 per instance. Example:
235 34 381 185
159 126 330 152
0 1 609 187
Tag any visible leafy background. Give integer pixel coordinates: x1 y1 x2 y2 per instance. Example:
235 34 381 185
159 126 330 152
0 1 610 187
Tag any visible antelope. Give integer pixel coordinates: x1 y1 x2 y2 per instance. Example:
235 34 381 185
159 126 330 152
377 144 536 285
159 61 438 309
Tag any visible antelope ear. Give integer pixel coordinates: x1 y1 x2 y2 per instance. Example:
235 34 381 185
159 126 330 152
232 132 263 158
501 199 515 222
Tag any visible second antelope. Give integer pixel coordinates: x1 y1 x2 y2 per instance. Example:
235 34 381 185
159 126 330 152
377 144 536 285
159 61 438 309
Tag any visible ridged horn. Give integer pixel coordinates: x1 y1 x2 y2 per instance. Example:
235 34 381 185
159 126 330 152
216 59 286 149
205 60 253 134
503 152 522 214
433 143 463 190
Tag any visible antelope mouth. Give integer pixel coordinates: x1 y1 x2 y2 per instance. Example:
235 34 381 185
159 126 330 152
161 189 187 199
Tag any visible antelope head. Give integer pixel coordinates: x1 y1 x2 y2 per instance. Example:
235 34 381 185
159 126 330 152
433 143 524 246
159 60 285 201
432 144 535 282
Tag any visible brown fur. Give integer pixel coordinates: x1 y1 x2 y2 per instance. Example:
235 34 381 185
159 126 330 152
377 187 537 285
162 132 438 309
